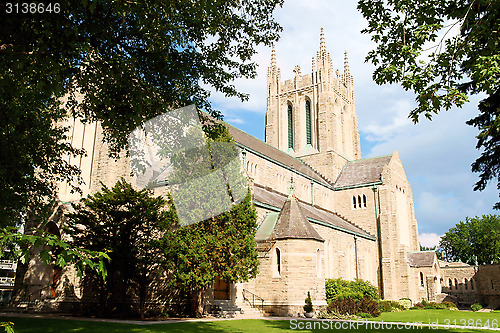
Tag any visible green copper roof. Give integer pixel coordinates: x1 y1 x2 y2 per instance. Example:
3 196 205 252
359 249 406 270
255 212 279 241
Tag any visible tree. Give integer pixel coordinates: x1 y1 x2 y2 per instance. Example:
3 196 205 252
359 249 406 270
0 0 283 227
439 214 500 265
419 245 443 260
65 179 172 319
162 190 259 317
358 0 500 207
161 121 259 317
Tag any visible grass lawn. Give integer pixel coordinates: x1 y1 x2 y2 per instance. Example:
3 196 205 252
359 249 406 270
373 309 500 327
0 316 499 333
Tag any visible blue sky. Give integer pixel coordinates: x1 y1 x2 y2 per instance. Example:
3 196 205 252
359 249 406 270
207 0 497 247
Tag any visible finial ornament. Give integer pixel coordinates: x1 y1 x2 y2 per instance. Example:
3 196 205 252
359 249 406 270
290 176 294 195
293 65 301 76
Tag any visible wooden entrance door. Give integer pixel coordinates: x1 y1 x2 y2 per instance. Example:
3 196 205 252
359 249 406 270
52 266 60 298
214 276 230 300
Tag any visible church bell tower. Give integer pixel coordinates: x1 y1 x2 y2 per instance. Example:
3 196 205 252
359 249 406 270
265 28 361 166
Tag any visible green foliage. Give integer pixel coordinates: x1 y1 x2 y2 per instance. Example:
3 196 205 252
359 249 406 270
317 310 360 320
65 179 171 318
327 296 381 317
358 0 500 207
442 301 458 310
378 300 405 312
412 300 449 310
358 312 373 319
325 278 380 304
0 0 283 228
303 291 313 313
0 227 109 280
420 246 443 260
397 299 413 310
471 303 483 312
0 322 14 333
439 214 500 265
161 122 259 317
162 190 259 316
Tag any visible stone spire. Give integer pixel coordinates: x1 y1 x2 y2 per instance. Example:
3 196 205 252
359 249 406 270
343 50 353 86
267 44 280 78
319 26 327 58
271 44 277 70
344 50 350 75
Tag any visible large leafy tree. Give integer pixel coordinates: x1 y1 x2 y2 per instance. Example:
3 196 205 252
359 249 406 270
162 122 259 317
439 214 500 265
65 179 172 319
163 191 259 317
0 0 283 227
358 0 500 207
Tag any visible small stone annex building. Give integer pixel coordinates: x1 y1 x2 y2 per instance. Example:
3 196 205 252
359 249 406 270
17 29 499 315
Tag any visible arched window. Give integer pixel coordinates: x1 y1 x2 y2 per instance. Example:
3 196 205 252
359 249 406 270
420 272 424 287
276 248 281 275
353 196 357 209
305 100 312 145
363 194 367 208
454 278 458 290
358 195 362 208
449 278 452 289
287 104 294 149
464 278 468 290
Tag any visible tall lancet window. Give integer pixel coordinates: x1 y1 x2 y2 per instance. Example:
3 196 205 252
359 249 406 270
306 100 312 145
288 104 294 149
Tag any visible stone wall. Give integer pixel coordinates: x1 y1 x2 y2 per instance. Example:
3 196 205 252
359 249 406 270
440 264 500 308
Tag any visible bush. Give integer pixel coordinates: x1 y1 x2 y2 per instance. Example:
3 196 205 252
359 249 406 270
471 303 483 312
358 312 373 318
378 300 405 312
411 300 456 310
304 291 313 313
441 301 458 310
317 310 359 320
328 296 381 318
425 302 446 310
325 278 379 304
413 302 425 309
397 299 412 310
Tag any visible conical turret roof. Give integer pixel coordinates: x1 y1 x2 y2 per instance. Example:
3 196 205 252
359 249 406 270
271 193 324 242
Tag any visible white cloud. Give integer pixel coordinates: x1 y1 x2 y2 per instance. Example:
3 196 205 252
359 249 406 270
225 118 245 125
419 233 442 248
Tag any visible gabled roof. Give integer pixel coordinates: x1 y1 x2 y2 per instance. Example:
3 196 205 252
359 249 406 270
271 193 324 242
334 155 392 189
407 251 437 267
226 124 333 187
253 184 375 240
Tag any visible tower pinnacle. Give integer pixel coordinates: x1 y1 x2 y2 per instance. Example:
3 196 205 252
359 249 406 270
344 50 350 74
320 27 327 57
271 44 277 70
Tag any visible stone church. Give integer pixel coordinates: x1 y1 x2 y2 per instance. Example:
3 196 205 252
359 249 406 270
20 29 500 316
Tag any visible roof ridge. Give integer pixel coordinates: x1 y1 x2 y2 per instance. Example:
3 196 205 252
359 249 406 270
298 159 336 185
224 123 333 186
348 154 393 163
